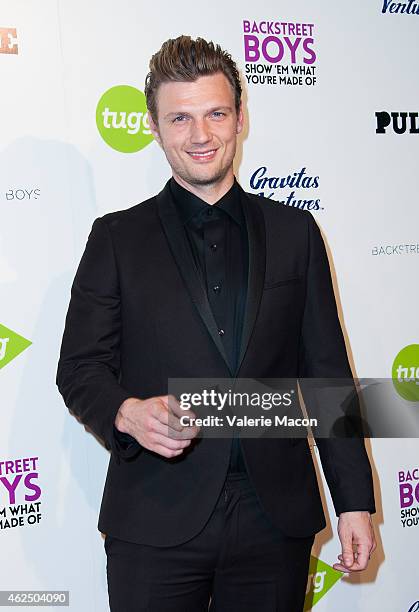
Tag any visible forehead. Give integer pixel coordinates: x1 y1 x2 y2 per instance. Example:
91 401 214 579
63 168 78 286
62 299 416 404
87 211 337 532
156 72 235 114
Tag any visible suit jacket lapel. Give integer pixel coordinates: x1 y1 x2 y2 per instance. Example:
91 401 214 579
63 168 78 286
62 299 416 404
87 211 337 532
156 180 233 374
235 186 266 376
156 179 266 379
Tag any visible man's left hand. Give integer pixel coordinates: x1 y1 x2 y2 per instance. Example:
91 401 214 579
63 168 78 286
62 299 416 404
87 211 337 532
333 511 376 573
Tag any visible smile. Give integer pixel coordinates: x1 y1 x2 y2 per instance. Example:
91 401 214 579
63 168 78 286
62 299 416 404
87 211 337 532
187 149 217 161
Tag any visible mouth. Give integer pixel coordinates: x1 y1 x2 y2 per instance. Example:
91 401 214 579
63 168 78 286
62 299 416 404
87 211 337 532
186 149 218 162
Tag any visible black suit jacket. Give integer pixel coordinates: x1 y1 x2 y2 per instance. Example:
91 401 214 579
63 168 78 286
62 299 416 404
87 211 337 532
56 179 375 546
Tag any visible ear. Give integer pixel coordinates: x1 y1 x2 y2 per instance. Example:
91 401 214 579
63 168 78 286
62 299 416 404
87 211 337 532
147 111 162 145
236 101 244 135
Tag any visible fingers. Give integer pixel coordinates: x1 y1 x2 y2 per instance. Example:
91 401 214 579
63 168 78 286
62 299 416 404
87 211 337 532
332 561 350 573
163 394 185 418
146 408 197 442
141 397 198 458
150 442 189 459
334 511 376 573
141 424 193 459
149 418 188 440
124 396 201 457
333 539 376 573
340 535 355 570
352 541 371 570
151 396 184 431
159 395 201 438
149 432 192 455
333 551 369 573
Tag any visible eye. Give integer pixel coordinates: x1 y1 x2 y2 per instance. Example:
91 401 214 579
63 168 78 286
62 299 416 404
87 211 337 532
212 111 226 118
173 115 188 123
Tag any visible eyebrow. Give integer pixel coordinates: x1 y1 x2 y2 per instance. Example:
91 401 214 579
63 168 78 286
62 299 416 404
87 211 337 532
163 106 233 120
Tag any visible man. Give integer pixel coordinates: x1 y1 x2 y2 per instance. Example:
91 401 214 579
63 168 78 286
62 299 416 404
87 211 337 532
56 35 376 611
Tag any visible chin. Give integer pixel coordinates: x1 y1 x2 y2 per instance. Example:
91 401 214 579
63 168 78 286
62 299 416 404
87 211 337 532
184 167 229 187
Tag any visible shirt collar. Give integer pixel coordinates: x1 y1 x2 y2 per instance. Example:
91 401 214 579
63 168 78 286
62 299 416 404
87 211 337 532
169 176 244 228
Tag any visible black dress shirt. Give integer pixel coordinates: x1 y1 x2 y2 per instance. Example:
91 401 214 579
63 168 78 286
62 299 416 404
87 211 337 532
113 177 249 472
169 176 248 473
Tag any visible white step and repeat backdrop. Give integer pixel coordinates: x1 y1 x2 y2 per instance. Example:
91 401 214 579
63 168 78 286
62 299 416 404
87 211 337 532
1 1 418 610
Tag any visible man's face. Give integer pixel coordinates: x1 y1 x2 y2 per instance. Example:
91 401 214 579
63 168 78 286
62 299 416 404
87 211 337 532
148 72 243 188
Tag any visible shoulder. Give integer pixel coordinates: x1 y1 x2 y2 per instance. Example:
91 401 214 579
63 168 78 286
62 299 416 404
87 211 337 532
83 190 163 249
98 193 158 231
81 193 161 253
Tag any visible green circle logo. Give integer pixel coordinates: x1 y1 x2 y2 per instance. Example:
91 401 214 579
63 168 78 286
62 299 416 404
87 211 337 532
96 85 154 153
392 344 419 402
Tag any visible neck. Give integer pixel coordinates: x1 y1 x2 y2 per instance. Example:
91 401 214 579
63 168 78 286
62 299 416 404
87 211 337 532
171 170 235 204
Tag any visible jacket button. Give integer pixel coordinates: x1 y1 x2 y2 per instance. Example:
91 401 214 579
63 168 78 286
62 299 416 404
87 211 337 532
218 328 225 336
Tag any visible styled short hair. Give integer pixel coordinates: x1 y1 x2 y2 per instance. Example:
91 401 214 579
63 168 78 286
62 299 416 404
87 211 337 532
145 35 242 123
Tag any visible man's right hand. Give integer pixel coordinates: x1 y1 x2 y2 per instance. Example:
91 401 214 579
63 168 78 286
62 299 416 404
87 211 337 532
114 394 201 458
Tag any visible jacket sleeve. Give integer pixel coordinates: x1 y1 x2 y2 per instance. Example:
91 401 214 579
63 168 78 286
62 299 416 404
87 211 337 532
56 216 142 463
298 212 376 516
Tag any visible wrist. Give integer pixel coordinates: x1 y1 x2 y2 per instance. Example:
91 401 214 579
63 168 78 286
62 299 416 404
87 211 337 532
338 510 371 520
115 397 139 435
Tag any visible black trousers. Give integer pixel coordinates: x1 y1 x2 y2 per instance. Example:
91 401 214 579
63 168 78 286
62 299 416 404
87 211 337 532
105 471 314 611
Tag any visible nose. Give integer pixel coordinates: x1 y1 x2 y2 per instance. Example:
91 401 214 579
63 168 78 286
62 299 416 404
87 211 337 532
190 118 212 145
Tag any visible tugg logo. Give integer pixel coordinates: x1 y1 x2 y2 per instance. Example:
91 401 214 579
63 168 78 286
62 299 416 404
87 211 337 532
0 324 32 370
96 85 154 153
392 344 419 401
304 556 342 610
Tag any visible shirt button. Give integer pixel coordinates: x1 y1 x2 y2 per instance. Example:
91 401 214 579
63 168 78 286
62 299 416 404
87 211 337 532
218 328 225 336
210 243 217 251
213 285 221 293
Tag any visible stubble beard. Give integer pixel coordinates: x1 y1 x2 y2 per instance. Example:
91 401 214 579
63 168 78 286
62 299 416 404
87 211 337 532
161 136 236 188
176 163 230 187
